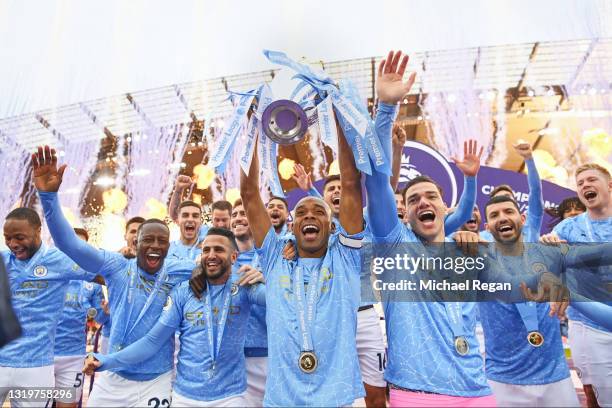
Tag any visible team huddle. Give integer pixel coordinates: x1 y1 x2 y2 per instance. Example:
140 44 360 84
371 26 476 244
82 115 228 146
1 50 611 408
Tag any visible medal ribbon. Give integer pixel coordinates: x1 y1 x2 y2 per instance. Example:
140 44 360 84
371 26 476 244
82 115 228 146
443 302 467 338
582 213 596 242
293 264 322 353
515 301 539 333
204 279 232 372
515 246 540 333
208 93 253 173
316 95 338 153
121 262 169 344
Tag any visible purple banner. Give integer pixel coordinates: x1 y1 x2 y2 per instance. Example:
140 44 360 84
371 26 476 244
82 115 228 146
285 141 576 234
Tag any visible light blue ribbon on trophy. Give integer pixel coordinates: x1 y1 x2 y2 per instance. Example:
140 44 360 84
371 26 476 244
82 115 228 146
240 113 259 175
338 79 390 175
263 50 388 175
250 83 285 197
316 95 338 153
293 73 372 174
204 279 232 378
335 108 372 174
444 301 470 356
239 85 269 175
264 133 285 197
264 50 333 87
209 93 254 173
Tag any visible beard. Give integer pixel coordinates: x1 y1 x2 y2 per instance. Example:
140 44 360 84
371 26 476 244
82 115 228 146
201 260 230 281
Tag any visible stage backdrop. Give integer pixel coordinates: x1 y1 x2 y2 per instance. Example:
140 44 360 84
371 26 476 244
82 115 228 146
285 141 576 234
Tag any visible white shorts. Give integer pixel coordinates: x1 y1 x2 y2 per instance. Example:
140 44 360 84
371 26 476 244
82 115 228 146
569 320 612 406
0 365 54 408
172 333 180 384
171 390 246 407
86 370 172 408
244 356 267 407
54 355 86 403
99 335 110 355
488 377 579 407
356 306 386 388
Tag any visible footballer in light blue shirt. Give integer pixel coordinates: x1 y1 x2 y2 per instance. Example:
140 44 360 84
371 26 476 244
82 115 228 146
240 114 365 406
230 199 270 406
54 228 107 359
54 280 106 357
84 228 266 405
477 195 582 406
553 210 612 333
168 200 205 261
32 145 195 407
364 51 494 404
549 164 612 407
0 207 96 406
477 144 543 243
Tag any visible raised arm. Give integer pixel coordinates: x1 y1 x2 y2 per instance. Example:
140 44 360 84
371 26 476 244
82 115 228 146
445 140 483 233
515 140 543 231
168 175 194 223
565 242 612 269
240 137 272 248
33 146 107 273
337 120 363 235
390 124 407 191
367 50 416 238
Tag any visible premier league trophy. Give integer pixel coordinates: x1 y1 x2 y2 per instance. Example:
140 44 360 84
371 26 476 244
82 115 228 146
259 64 321 145
208 49 390 199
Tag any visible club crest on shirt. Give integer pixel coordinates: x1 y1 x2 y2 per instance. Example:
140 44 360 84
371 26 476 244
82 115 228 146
84 282 94 290
72 264 79 271
33 265 48 277
531 262 547 274
163 295 173 311
231 284 239 296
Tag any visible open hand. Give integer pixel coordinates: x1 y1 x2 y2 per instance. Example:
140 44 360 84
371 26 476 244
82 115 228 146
452 140 484 177
32 145 67 192
292 163 313 192
376 50 417 105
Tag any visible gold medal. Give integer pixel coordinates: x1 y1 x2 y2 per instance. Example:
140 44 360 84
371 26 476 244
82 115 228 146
527 331 544 347
454 336 469 356
298 351 318 374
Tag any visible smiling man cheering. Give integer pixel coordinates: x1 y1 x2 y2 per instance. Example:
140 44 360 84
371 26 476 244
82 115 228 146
32 145 195 407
